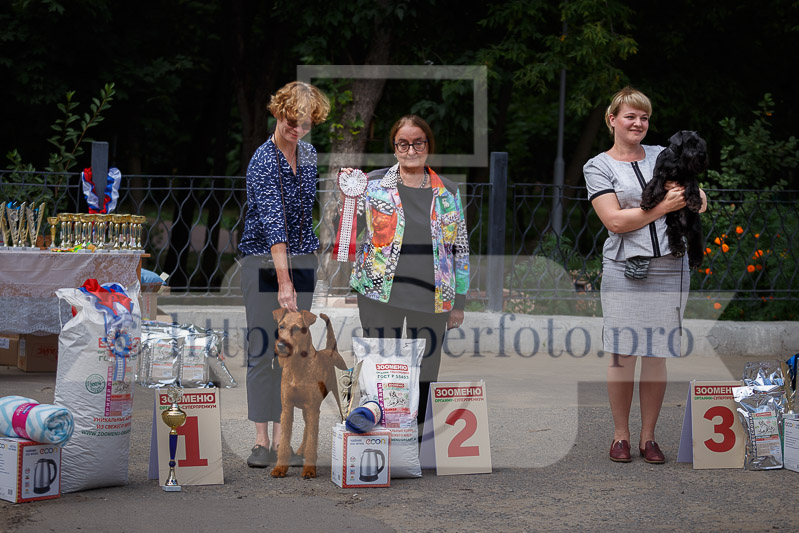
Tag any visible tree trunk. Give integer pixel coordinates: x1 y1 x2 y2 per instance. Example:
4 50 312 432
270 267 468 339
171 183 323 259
319 12 393 294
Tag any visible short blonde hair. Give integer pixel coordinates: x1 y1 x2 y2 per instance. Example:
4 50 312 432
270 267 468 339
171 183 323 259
267 81 330 125
604 86 652 135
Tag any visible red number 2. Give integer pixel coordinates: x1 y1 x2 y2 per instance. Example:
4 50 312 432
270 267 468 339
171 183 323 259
703 406 736 453
446 409 480 458
176 416 208 467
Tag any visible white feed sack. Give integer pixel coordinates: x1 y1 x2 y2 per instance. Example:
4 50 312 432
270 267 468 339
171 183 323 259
353 337 425 478
55 281 141 493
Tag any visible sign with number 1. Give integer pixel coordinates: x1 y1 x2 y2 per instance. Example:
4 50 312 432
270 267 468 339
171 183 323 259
148 388 224 485
420 381 492 475
677 380 745 469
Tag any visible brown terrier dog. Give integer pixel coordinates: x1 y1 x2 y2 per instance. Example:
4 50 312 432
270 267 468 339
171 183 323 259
270 310 348 479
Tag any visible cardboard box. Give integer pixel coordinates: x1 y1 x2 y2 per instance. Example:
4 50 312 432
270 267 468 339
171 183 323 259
0 333 20 367
331 423 390 488
17 334 59 372
139 292 159 320
0 437 61 503
783 415 799 473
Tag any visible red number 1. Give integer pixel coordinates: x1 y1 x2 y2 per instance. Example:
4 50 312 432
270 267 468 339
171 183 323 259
176 416 208 467
703 406 736 453
446 409 480 458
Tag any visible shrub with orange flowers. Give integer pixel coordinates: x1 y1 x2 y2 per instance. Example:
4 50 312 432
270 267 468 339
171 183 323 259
679 96 796 321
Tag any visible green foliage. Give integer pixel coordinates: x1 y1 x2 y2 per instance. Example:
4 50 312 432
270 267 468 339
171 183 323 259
505 233 601 316
4 83 115 209
479 0 638 116
44 83 115 173
690 96 799 321
705 94 799 191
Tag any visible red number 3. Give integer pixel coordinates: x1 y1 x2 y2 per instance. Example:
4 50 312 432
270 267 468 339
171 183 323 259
703 406 736 453
446 409 480 458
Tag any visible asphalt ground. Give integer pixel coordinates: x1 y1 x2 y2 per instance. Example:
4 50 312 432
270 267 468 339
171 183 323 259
2 342 799 532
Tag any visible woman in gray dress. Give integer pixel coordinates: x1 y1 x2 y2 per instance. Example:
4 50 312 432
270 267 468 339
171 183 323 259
584 87 707 464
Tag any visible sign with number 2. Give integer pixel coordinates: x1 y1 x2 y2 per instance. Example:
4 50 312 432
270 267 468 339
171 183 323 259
677 380 745 469
420 381 492 476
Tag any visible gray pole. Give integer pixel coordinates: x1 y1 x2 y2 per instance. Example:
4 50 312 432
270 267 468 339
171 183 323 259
486 152 508 313
91 142 109 211
551 23 567 236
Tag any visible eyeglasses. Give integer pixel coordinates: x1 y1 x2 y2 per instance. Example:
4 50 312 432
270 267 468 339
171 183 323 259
394 140 428 153
286 119 312 131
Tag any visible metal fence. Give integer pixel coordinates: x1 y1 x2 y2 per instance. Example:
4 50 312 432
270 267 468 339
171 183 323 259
2 166 797 315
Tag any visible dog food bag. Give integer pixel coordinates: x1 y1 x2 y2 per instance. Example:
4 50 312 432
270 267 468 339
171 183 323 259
138 321 236 388
732 384 784 470
353 337 425 478
743 360 786 388
54 279 141 492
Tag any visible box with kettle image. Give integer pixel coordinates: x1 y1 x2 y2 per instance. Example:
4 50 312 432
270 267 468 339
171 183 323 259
0 437 61 503
331 424 390 488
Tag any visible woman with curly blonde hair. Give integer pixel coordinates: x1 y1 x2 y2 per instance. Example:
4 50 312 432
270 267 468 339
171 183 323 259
238 81 330 468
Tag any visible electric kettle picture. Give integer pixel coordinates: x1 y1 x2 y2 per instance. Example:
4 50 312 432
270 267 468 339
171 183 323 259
33 458 58 494
359 448 385 482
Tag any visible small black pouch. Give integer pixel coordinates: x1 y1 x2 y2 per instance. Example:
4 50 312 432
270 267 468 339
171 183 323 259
624 256 651 280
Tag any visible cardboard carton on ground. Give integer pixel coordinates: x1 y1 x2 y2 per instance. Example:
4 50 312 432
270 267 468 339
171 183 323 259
331 423 390 488
0 333 20 366
17 334 59 372
0 437 61 503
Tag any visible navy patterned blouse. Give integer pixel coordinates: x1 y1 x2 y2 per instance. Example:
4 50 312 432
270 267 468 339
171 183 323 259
239 137 320 256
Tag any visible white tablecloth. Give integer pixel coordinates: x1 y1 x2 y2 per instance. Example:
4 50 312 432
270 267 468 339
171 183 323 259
0 250 141 334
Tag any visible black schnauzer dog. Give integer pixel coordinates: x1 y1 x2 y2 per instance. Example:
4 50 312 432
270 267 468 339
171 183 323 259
640 130 708 268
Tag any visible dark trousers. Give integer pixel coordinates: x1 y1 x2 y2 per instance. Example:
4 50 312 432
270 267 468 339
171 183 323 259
356 293 449 426
240 254 317 423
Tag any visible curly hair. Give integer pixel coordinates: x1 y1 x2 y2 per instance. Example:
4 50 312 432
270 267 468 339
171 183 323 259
604 86 652 135
267 81 330 125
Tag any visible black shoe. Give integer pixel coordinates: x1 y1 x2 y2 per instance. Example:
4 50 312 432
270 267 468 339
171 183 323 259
247 444 273 468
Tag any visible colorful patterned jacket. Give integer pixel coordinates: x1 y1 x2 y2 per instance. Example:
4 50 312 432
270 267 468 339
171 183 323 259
350 164 469 312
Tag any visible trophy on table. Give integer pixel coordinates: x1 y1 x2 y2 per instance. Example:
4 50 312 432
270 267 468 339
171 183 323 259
132 215 147 250
47 216 58 249
7 202 26 248
67 213 81 248
57 213 71 248
95 214 110 251
161 384 188 492
112 214 125 249
0 203 9 248
26 203 45 249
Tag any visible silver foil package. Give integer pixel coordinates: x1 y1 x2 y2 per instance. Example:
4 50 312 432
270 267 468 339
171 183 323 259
138 321 237 388
742 360 785 388
732 385 784 470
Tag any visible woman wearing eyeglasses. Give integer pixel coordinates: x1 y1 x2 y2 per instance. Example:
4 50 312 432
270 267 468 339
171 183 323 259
238 81 329 468
347 114 470 431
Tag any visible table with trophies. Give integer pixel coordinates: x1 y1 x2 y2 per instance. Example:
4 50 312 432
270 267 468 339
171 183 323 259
0 202 148 335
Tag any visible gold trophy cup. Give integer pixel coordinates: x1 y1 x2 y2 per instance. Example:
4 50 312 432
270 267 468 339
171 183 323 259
161 385 188 491
47 216 58 249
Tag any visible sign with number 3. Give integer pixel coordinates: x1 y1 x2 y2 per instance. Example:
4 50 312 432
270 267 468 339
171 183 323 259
420 381 492 475
677 381 745 469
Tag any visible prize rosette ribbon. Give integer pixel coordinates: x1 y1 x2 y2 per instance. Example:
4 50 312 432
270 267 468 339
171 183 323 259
81 167 122 214
333 169 368 262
